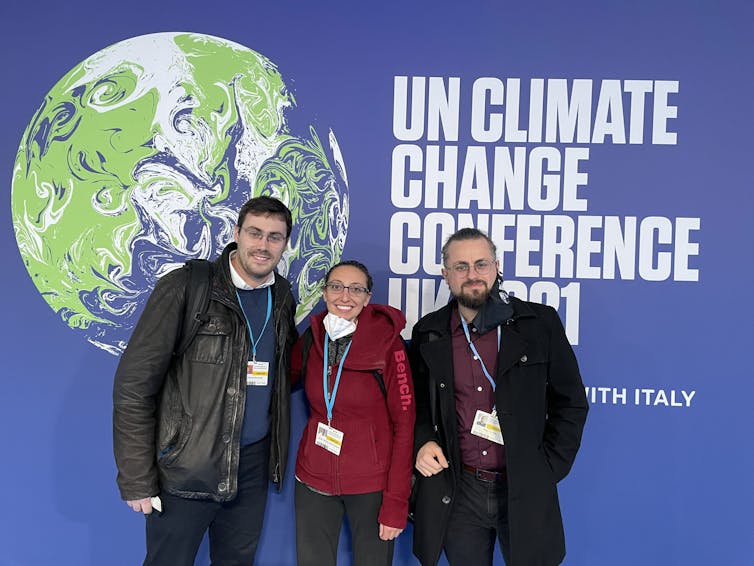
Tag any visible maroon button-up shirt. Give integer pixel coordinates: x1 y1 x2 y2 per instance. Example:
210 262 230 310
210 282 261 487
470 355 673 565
451 307 506 471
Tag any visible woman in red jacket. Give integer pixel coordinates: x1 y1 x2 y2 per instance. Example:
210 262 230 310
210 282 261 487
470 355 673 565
292 260 416 566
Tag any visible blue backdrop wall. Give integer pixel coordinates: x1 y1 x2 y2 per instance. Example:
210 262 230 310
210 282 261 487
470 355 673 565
1 1 752 565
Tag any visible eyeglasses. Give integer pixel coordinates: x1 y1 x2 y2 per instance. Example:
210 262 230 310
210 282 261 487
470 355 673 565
244 228 286 244
447 259 495 275
324 282 370 297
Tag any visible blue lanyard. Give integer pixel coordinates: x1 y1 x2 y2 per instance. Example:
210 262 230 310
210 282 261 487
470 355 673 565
323 334 352 425
460 315 501 401
235 287 272 362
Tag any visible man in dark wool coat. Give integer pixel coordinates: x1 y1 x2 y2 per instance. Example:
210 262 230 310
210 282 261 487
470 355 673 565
410 227 588 566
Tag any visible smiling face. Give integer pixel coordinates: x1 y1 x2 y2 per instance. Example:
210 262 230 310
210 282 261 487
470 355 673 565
322 264 372 321
232 212 289 286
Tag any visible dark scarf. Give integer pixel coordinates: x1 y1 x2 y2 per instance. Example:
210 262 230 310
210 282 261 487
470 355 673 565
470 276 514 334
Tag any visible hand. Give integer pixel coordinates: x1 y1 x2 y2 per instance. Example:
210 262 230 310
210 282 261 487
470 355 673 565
415 441 449 477
379 523 403 541
126 497 153 514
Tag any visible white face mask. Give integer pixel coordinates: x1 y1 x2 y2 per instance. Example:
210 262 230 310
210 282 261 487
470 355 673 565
323 312 357 340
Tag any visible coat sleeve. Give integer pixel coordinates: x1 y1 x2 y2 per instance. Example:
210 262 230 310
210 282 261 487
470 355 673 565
285 291 299 355
377 336 416 530
409 327 437 455
289 333 304 386
541 305 589 483
112 268 186 501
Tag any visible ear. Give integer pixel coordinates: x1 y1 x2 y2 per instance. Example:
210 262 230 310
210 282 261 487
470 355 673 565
441 267 449 285
363 292 372 307
233 225 240 244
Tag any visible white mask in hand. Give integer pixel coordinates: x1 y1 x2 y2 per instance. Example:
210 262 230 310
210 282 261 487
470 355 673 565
323 313 357 340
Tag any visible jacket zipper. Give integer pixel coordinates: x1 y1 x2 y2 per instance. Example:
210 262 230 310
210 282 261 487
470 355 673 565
215 292 249 498
272 283 283 486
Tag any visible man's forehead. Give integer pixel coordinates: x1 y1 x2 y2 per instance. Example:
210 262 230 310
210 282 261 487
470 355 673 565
240 212 287 231
446 238 495 261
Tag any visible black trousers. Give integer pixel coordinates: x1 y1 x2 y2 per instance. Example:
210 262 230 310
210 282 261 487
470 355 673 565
143 436 270 566
295 480 395 566
443 468 511 566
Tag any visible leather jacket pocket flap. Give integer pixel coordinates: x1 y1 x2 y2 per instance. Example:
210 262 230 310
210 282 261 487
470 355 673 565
198 315 232 336
188 315 231 364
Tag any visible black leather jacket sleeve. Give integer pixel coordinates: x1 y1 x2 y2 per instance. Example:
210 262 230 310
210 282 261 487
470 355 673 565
112 268 187 501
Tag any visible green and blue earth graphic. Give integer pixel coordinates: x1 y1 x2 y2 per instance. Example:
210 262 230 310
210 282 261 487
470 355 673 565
11 32 349 354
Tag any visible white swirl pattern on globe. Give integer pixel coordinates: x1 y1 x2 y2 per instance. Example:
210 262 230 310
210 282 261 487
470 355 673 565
11 32 349 354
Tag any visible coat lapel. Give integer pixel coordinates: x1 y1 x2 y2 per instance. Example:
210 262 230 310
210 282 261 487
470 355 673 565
421 336 454 386
494 324 529 414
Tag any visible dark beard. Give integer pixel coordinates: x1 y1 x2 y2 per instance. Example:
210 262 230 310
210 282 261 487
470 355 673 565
455 283 491 310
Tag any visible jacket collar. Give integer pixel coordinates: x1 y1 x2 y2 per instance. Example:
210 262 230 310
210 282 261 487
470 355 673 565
416 295 537 338
308 304 406 371
417 296 536 414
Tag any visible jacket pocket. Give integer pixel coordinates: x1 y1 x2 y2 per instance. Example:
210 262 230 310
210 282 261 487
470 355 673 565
368 423 380 465
337 422 384 476
512 349 549 396
188 315 231 364
158 413 193 467
537 443 557 485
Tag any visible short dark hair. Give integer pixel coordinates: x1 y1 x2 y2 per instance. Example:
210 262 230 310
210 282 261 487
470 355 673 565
236 195 293 237
441 227 497 266
325 260 373 292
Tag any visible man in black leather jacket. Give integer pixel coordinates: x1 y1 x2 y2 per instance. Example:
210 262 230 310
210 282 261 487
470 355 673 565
113 196 297 565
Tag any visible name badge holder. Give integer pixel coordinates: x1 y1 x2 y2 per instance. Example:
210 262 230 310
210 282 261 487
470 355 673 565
471 409 504 445
246 360 270 386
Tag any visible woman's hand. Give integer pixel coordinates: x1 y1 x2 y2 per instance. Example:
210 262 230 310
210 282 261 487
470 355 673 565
379 523 403 541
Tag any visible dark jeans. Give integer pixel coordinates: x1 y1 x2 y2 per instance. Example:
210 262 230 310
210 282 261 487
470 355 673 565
143 436 270 566
443 468 511 566
295 480 395 566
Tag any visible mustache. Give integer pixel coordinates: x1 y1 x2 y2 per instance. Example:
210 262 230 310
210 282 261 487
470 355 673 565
462 279 488 288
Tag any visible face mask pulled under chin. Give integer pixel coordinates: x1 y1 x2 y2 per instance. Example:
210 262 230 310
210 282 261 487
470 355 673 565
323 313 357 340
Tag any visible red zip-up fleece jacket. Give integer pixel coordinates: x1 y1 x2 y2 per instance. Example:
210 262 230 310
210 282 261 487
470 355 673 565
291 304 416 529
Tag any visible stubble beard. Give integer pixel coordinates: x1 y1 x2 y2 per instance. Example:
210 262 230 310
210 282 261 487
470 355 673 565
235 248 277 283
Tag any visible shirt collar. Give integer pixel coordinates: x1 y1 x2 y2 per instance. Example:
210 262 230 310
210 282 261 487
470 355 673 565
450 306 468 335
229 251 275 290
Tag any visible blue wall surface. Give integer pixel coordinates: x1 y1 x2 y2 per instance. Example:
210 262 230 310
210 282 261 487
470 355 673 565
1 1 752 564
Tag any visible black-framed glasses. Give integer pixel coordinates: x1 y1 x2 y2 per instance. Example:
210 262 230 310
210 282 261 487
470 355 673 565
324 282 370 297
447 259 495 275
